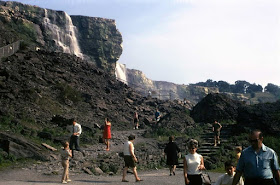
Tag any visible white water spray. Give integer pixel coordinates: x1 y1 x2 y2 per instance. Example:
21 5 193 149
43 9 83 58
115 62 128 84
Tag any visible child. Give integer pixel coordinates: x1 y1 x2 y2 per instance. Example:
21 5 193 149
235 146 242 162
214 161 244 185
61 141 72 184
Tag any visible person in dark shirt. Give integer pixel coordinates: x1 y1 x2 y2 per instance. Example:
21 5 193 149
155 109 161 123
164 136 181 176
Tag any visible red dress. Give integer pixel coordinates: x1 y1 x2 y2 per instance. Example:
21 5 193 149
103 124 111 139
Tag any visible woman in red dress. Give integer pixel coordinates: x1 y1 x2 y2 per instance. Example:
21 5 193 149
103 118 111 151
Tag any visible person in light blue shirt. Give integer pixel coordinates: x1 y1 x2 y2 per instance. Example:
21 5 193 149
232 129 280 185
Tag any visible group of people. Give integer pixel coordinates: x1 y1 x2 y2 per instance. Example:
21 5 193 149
163 129 280 185
60 117 280 185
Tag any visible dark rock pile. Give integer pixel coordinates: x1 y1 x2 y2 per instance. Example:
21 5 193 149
190 93 243 123
237 100 280 135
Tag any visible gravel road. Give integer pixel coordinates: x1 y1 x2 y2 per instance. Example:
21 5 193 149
0 167 223 185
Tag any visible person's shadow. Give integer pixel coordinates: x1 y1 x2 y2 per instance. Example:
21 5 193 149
26 179 115 184
26 180 59 183
76 179 115 183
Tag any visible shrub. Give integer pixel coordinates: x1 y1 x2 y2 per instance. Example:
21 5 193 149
56 83 83 104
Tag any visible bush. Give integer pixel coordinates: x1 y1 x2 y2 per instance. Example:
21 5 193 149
56 83 83 104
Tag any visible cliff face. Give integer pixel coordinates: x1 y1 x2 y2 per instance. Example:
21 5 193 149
115 64 218 105
71 16 122 73
0 1 122 73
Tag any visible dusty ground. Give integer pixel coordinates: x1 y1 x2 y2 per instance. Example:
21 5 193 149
0 167 222 185
0 129 223 185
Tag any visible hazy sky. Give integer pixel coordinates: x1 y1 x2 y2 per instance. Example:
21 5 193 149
6 0 280 86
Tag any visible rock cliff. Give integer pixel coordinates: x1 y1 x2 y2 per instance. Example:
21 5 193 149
116 63 218 106
71 16 122 73
0 1 122 73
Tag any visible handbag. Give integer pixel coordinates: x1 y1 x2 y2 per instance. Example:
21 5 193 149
201 170 211 185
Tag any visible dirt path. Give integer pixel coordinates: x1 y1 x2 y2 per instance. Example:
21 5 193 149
0 128 223 185
0 167 222 185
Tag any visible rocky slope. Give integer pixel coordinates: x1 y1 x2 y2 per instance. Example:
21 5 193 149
0 48 194 167
190 93 244 123
237 100 280 135
189 93 280 136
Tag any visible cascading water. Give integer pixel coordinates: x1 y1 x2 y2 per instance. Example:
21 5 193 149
43 9 83 58
115 62 128 84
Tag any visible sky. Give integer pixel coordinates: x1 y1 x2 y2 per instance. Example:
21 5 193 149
4 0 280 87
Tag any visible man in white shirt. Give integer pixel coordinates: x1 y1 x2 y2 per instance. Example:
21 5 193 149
214 161 243 185
69 119 85 158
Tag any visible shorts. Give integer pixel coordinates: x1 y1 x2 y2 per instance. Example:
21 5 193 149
214 131 220 137
134 118 139 124
124 155 136 168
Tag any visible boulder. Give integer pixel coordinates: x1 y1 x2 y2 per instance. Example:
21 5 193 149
0 132 49 160
237 100 280 135
190 93 243 123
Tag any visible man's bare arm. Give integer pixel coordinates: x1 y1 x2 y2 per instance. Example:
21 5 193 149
232 171 242 185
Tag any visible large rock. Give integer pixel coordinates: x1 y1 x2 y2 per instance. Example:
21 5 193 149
190 93 243 123
237 100 280 134
0 132 49 160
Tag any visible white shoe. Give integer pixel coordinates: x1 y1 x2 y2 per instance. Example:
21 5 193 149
67 179 71 182
62 181 67 184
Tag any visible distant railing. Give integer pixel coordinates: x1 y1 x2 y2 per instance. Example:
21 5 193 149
0 40 21 60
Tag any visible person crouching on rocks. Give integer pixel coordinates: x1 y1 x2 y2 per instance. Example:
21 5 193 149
122 134 143 182
61 141 72 184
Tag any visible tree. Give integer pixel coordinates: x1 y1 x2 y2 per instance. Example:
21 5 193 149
217 81 231 92
232 80 250 93
265 83 280 95
247 83 263 93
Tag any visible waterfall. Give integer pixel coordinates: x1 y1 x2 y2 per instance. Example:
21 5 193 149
115 62 128 84
43 9 83 58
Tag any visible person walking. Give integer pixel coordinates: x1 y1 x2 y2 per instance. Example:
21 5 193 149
214 161 243 185
183 139 205 185
122 134 142 182
69 119 85 158
212 120 222 146
103 118 111 151
61 141 72 184
133 112 139 130
232 129 280 185
164 136 181 176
